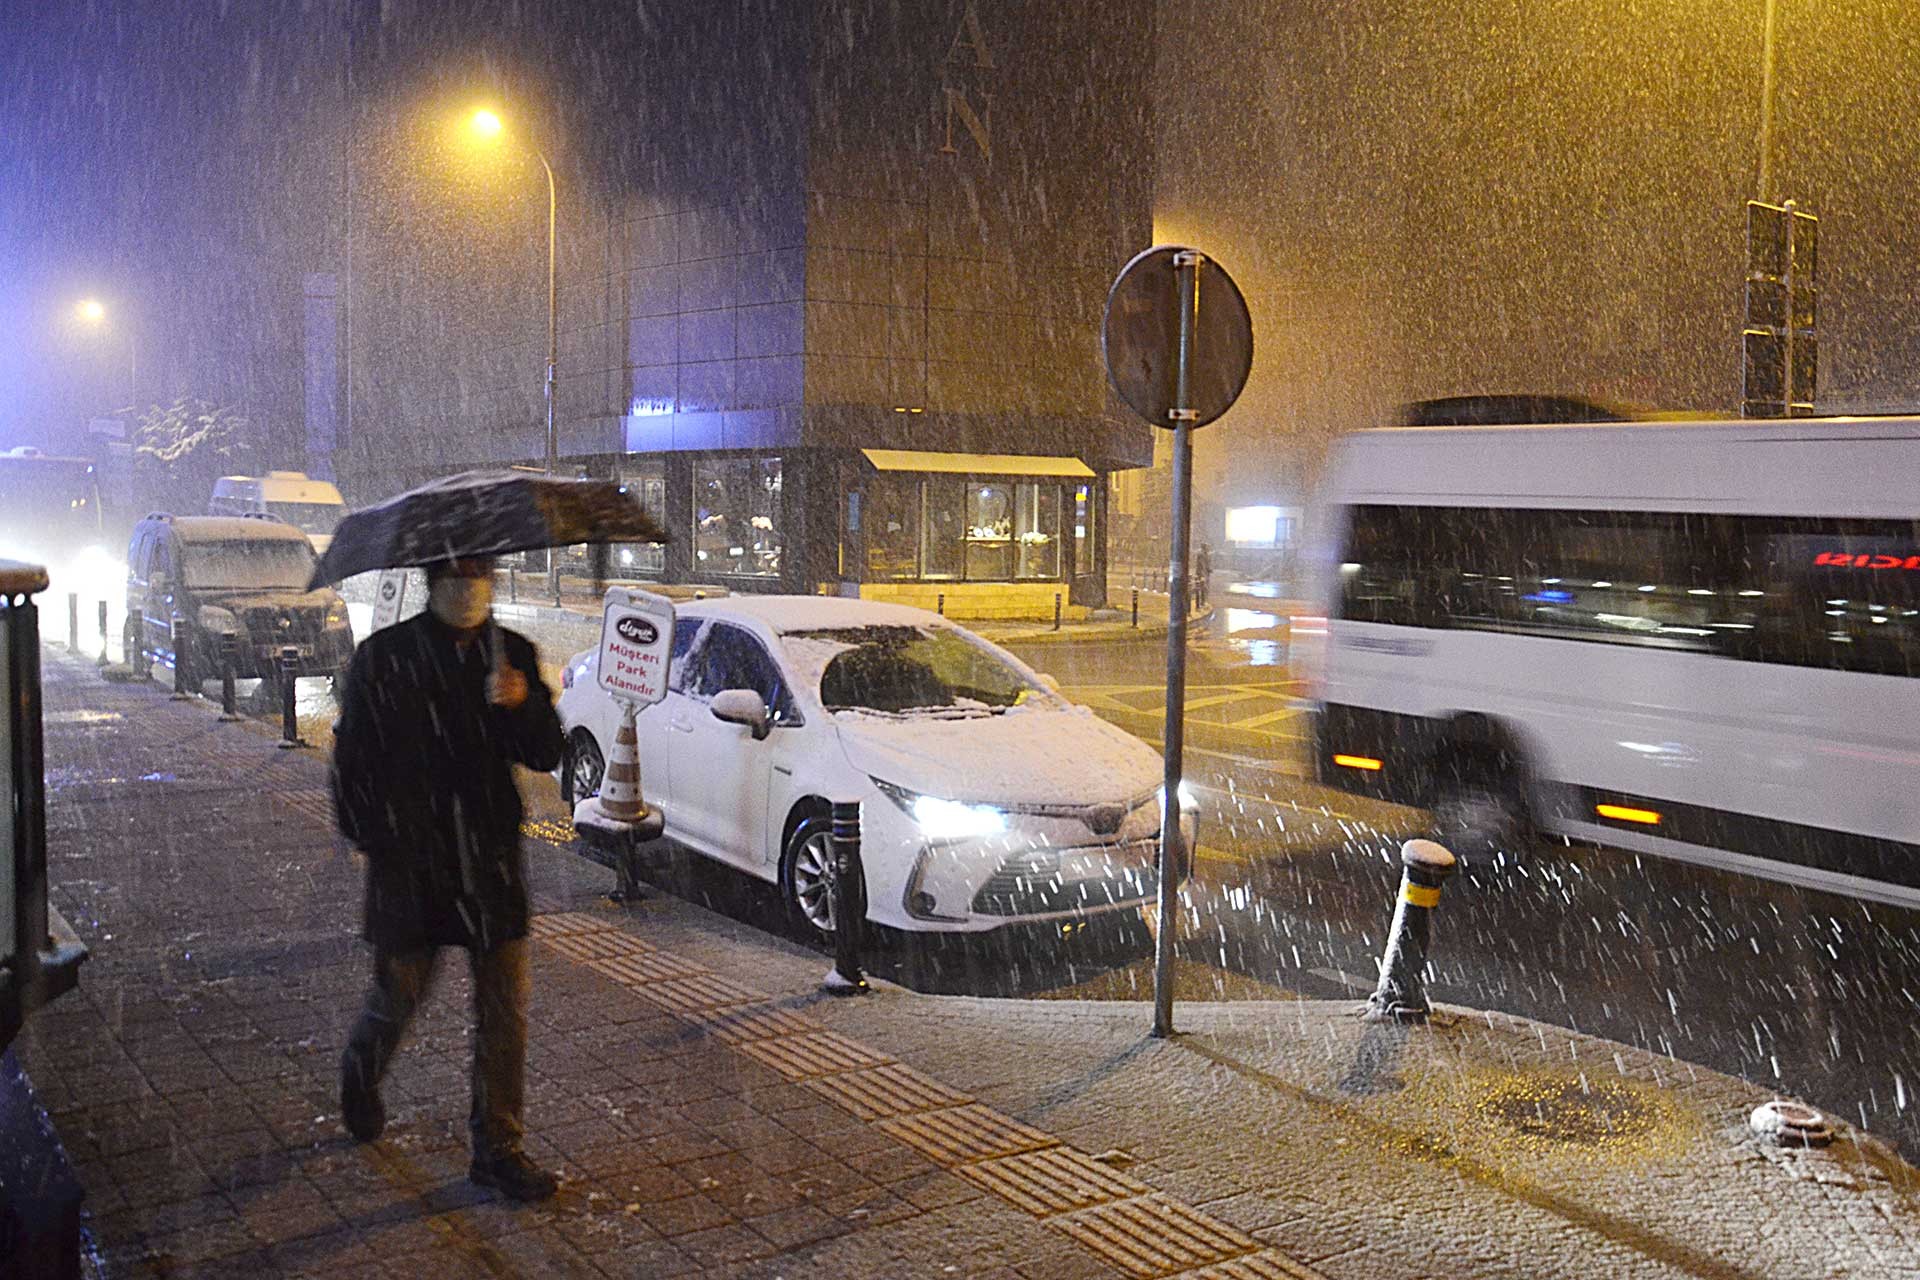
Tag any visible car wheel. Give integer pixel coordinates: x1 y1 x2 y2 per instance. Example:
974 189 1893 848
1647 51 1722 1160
561 730 605 807
780 813 849 939
1430 752 1528 859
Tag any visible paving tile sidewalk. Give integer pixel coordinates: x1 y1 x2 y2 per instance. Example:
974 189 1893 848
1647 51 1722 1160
15 646 1920 1278
14 650 1127 1278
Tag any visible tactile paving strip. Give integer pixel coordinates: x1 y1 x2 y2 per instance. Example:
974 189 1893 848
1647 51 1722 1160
584 950 709 983
519 816 577 846
538 930 655 963
954 1146 1151 1217
1170 1251 1330 1280
526 913 1327 1280
736 1031 895 1081
630 973 765 1015
1052 1195 1263 1279
270 788 334 828
877 1103 1060 1166
528 911 622 939
701 1005 823 1046
801 1061 973 1121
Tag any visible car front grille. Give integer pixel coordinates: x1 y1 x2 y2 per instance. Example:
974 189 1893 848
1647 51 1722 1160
969 839 1160 917
239 606 324 646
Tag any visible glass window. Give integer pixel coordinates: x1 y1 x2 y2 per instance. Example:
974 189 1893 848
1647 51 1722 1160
921 479 965 580
694 457 782 577
964 482 1014 580
684 622 797 722
266 502 343 536
1337 504 1920 678
180 539 316 591
866 475 921 581
1015 482 1062 579
792 624 1051 716
666 618 703 693
604 463 667 577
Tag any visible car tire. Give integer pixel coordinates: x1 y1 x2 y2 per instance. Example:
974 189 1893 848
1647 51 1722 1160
560 730 605 808
780 811 856 940
1430 751 1529 860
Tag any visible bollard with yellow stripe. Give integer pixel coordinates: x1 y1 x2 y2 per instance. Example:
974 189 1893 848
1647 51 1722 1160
1363 838 1457 1023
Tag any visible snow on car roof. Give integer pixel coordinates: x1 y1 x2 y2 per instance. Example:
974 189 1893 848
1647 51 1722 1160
684 594 945 634
163 516 313 544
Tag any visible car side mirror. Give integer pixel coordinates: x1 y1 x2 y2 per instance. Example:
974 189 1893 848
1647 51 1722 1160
711 689 771 740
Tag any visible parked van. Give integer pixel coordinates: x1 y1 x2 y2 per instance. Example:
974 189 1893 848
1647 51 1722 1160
1303 416 1920 908
208 472 346 552
125 514 354 684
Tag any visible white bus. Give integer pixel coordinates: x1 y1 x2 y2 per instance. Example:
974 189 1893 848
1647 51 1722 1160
1302 416 1920 908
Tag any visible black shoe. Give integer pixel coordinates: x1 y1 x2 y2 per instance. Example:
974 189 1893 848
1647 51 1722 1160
340 1055 385 1142
469 1150 558 1202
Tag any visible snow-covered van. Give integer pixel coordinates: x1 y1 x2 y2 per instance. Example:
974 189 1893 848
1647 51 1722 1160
208 472 346 552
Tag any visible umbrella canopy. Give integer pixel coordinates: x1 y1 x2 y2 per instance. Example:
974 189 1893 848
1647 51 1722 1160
308 470 670 588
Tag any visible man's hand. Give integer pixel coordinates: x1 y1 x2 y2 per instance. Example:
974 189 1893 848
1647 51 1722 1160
487 666 529 711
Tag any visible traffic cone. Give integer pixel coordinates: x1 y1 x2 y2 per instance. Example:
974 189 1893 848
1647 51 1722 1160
595 701 648 822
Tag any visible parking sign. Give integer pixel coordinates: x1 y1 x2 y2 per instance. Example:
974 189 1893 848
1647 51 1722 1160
596 586 675 706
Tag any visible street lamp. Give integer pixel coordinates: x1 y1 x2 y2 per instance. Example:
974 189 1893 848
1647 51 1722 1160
465 106 560 599
72 298 137 415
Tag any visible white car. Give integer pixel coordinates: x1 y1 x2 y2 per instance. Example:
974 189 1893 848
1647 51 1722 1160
555 595 1197 935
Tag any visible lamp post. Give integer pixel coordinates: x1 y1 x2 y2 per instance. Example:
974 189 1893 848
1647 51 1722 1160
468 108 561 601
73 298 137 414
1756 0 1780 202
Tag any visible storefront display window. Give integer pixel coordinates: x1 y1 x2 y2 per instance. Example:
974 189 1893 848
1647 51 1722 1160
922 481 965 580
873 474 1068 583
866 474 921 580
1015 483 1061 578
964 483 1015 580
695 457 783 577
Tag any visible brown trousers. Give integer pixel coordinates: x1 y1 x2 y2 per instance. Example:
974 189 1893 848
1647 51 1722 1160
342 939 528 1157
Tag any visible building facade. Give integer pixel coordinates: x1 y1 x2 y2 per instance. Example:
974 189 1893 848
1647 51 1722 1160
343 0 1154 617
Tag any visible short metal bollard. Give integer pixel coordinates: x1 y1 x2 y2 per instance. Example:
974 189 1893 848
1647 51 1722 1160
1131 588 1139 628
68 592 79 652
275 645 306 748
822 800 870 996
1053 592 1062 631
96 599 110 666
170 615 194 699
1364 838 1457 1022
127 606 147 676
217 632 241 721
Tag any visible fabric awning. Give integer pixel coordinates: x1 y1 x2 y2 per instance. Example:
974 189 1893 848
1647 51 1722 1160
860 449 1095 478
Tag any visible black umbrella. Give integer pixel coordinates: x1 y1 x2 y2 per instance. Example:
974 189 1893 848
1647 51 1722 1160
308 470 670 589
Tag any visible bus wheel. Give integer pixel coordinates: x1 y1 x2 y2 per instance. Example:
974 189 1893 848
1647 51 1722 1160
1431 754 1528 859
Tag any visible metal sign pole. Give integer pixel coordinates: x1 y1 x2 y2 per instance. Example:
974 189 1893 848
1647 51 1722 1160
1153 250 1203 1040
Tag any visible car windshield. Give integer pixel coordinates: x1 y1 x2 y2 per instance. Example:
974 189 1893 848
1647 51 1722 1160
180 540 316 591
787 624 1048 717
268 502 342 535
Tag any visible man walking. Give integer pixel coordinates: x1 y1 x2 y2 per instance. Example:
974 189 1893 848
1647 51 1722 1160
332 556 565 1201
1193 542 1214 610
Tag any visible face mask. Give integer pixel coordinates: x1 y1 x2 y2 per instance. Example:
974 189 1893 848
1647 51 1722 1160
428 576 493 629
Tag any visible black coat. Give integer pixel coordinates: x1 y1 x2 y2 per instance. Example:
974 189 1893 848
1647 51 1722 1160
331 612 564 952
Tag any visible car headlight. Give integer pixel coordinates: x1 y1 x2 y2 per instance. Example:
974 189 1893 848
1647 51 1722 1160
873 778 1007 839
325 599 351 627
197 605 238 634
